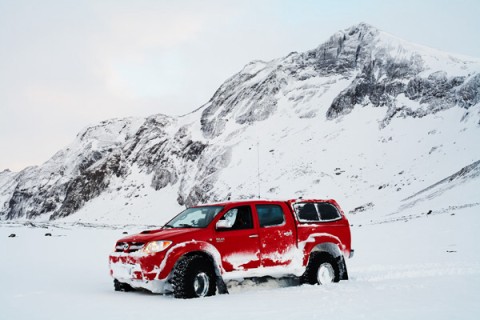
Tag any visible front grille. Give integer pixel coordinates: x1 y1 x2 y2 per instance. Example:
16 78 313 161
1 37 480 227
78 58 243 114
115 242 145 253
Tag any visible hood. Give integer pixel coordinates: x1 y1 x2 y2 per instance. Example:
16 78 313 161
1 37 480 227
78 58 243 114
117 228 203 243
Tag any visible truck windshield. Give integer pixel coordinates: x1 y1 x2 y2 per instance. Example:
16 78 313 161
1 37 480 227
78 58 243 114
164 206 224 228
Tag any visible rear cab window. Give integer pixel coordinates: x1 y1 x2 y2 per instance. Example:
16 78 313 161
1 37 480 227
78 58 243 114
293 202 342 223
256 204 285 227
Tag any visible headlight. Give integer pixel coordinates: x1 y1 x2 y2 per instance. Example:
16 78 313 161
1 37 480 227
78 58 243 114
142 240 173 255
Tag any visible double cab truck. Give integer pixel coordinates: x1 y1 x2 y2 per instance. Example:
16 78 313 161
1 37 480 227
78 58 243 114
109 199 353 298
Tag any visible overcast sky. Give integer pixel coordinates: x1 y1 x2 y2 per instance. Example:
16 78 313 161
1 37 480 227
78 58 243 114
1 0 479 172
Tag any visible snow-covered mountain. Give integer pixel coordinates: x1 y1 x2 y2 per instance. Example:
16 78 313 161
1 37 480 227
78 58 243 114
1 23 479 224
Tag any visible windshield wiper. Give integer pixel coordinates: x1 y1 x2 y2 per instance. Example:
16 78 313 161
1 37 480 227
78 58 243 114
164 224 196 228
178 224 196 228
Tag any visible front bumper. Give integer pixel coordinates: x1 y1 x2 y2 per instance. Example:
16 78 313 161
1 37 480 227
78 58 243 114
109 252 172 294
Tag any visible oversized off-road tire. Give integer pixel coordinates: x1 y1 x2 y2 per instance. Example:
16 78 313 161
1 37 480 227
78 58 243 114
114 279 133 292
301 252 340 285
171 255 216 299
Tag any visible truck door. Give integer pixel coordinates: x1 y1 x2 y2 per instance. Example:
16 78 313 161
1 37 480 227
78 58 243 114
213 205 261 271
254 203 297 267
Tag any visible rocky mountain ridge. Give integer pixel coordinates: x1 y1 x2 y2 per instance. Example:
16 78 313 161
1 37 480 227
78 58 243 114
1 23 479 223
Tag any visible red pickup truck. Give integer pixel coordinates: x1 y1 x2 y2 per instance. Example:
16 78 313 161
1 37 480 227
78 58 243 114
109 199 353 298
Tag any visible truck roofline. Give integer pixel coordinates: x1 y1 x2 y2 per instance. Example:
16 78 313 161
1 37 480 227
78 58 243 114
191 198 339 208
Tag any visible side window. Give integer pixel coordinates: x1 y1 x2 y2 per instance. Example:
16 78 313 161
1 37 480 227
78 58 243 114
296 203 320 222
218 206 253 230
317 203 341 221
256 205 285 227
294 202 341 222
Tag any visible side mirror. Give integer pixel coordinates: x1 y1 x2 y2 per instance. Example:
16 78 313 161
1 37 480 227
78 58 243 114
216 219 233 230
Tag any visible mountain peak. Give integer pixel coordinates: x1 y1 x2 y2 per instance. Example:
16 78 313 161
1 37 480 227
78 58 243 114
318 22 380 49
344 22 379 35
1 23 479 222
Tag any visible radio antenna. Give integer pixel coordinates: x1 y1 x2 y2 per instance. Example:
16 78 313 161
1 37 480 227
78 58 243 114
253 118 262 199
257 140 261 199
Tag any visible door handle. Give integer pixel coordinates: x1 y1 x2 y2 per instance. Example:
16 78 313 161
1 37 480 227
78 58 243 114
249 234 259 238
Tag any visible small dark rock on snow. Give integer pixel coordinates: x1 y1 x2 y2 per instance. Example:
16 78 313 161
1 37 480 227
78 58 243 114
8 233 16 238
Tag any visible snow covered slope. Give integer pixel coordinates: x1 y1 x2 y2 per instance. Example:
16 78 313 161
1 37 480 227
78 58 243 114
1 23 479 224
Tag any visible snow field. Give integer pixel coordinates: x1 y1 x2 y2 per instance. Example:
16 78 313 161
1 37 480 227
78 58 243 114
1 203 479 320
